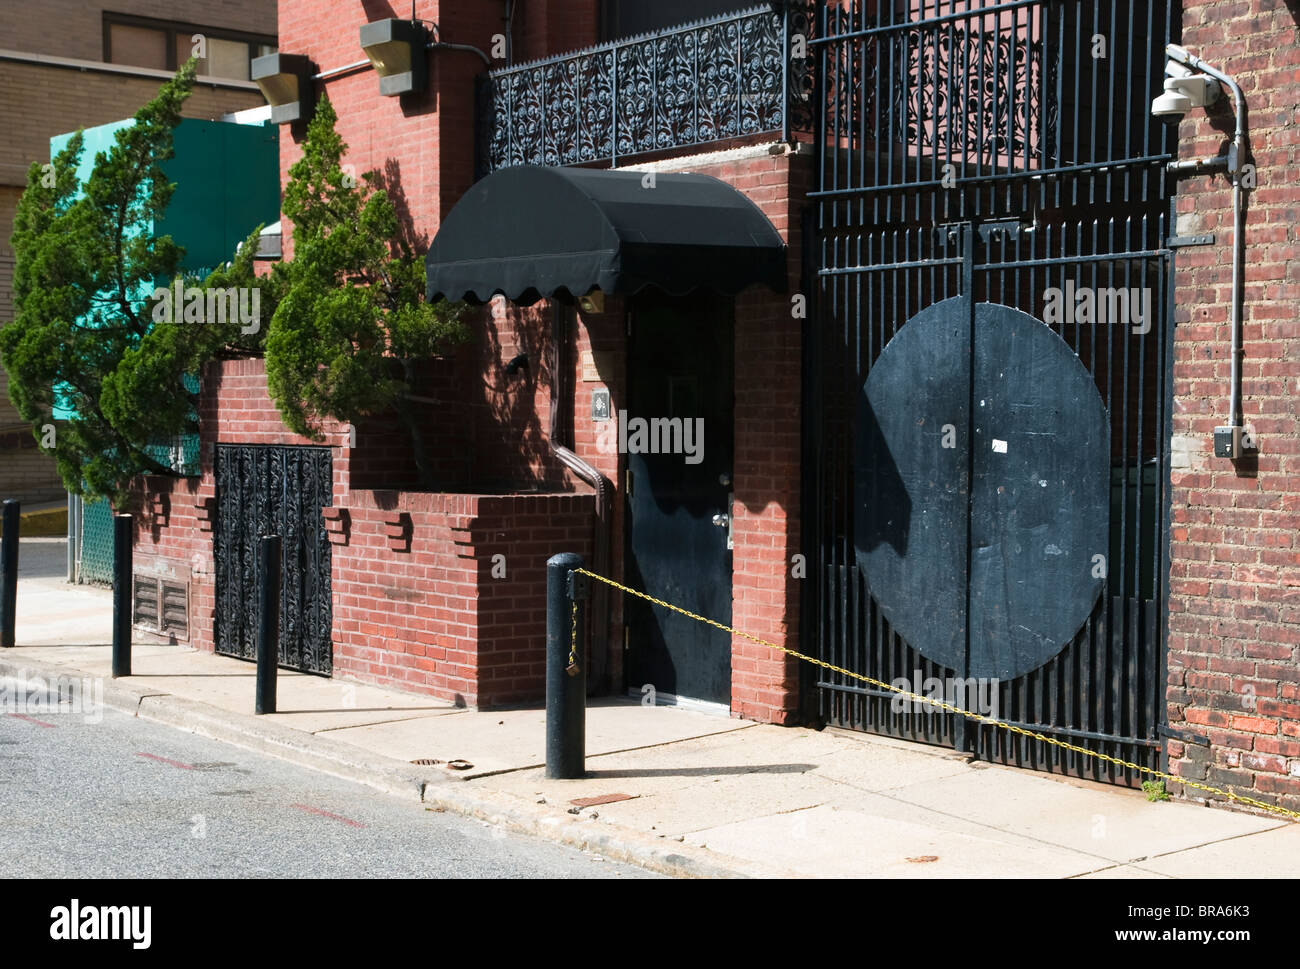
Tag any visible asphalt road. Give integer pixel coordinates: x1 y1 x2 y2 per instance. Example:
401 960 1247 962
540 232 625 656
0 679 655 879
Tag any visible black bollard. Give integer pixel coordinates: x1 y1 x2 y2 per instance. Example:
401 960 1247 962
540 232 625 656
545 552 587 779
255 535 281 715
1 500 18 649
111 514 133 677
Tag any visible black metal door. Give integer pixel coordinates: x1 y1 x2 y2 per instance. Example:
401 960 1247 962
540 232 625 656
858 292 1112 679
214 444 333 675
625 293 735 705
806 0 1174 783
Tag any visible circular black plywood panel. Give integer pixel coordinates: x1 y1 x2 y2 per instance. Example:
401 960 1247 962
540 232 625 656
855 297 1109 682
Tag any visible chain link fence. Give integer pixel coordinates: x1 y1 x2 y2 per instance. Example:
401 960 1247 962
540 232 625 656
73 414 200 586
76 495 115 586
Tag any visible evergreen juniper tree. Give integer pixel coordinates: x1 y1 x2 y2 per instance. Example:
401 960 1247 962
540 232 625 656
2 60 266 506
264 96 468 489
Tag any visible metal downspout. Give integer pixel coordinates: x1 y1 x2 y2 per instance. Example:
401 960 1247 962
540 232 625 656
549 305 610 694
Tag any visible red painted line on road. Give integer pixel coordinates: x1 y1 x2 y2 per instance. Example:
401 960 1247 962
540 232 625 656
135 751 194 770
291 803 366 828
7 713 56 728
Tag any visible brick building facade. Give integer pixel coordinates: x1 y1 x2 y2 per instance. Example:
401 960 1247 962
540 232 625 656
1162 0 1300 810
119 0 1299 815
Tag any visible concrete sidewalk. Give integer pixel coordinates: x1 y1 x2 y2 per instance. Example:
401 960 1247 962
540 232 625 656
4 537 1299 878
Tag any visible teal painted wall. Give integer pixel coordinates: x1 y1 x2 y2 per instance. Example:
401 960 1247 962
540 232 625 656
51 117 279 273
48 117 279 422
160 120 280 272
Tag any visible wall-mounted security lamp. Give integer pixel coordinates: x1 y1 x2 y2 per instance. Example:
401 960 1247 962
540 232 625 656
360 18 429 96
251 53 315 125
1151 64 1221 123
578 288 605 315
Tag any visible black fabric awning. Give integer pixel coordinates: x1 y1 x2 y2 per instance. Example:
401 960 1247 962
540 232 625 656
425 165 787 305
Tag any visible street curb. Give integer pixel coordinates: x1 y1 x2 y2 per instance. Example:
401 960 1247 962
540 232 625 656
0 654 777 879
0 653 441 798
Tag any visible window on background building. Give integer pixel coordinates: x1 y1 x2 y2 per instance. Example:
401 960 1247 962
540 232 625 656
104 14 276 81
601 0 758 41
107 23 169 71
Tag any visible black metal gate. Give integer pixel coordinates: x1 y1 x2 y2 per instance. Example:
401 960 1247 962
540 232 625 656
214 444 333 675
806 0 1176 783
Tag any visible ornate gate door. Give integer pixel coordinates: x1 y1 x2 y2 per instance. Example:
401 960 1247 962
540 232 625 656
806 0 1175 783
214 444 333 675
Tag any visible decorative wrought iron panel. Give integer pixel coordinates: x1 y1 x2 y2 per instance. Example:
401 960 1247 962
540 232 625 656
214 445 333 675
477 3 816 174
806 0 1176 785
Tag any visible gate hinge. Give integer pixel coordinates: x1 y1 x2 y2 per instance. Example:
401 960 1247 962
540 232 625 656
1158 724 1210 746
567 570 590 601
1168 233 1215 248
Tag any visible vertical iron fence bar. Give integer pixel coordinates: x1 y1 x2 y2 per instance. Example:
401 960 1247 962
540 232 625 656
612 48 619 166
695 25 702 147
506 72 514 167
659 32 666 152
1050 0 1062 209
1070 0 1081 207
1088 2 1100 202
814 0 827 702
781 0 791 143
1140 0 1153 204
540 64 549 165
1021 3 1030 212
1003 4 1014 213
1107 0 1118 202
884 11 896 224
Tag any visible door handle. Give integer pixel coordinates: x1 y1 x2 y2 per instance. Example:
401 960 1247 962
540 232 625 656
714 493 734 550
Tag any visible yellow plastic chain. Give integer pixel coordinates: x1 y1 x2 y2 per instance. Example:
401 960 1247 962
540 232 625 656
570 567 1300 822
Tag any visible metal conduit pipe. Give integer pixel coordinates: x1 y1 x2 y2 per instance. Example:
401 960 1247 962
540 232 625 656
549 305 611 694
311 35 491 81
1165 43 1249 435
312 59 372 81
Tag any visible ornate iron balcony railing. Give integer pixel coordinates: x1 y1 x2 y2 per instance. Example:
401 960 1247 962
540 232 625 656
477 3 814 174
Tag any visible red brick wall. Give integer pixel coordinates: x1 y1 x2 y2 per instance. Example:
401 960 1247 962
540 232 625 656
569 294 629 689
275 0 506 262
467 299 571 491
274 1 578 494
132 356 593 707
1164 2 1300 813
330 490 593 707
727 149 808 724
512 0 600 62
